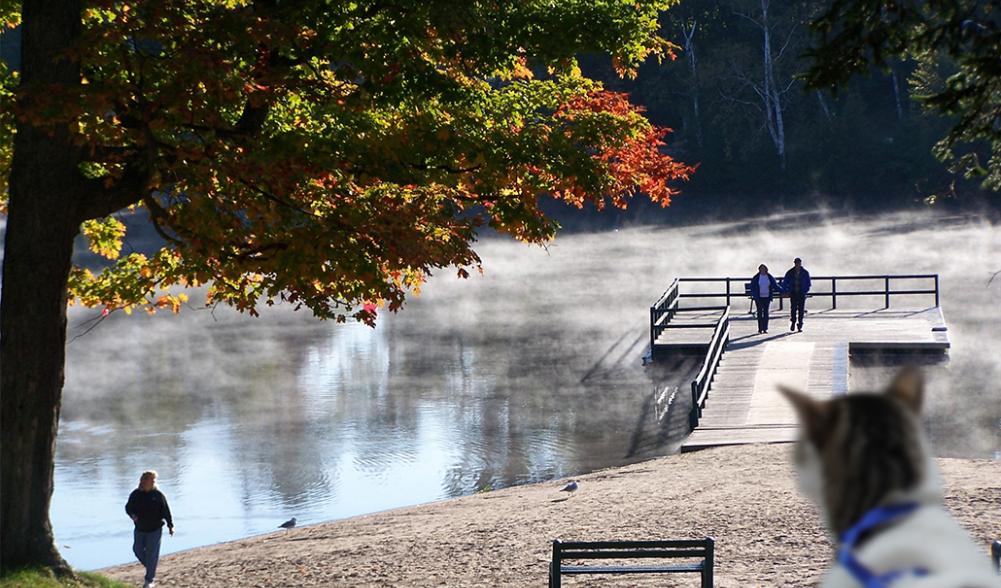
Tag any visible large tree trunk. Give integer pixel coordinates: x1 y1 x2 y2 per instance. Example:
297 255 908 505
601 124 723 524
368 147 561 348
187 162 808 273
1 0 81 573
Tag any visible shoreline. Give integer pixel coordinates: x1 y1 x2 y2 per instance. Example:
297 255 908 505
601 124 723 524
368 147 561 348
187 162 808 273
92 490 490 572
103 444 1001 587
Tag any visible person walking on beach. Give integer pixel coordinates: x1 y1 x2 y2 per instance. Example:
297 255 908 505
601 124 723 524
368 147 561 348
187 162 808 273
125 470 174 588
748 264 781 334
783 257 811 332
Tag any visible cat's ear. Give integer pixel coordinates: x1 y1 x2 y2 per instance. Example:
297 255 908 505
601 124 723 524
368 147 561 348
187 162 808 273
778 385 831 446
887 367 923 415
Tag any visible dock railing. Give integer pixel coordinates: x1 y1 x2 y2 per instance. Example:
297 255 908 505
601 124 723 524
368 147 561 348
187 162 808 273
649 279 680 350
673 274 939 310
689 306 729 430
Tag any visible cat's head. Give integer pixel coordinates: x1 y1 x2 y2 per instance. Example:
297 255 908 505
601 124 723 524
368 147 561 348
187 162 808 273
779 368 938 535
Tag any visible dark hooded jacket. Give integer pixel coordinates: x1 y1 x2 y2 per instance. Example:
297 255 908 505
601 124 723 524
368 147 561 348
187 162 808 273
126 487 174 532
783 266 811 296
747 273 781 300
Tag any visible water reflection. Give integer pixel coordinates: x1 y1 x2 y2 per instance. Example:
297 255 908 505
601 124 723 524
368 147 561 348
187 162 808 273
52 211 1000 569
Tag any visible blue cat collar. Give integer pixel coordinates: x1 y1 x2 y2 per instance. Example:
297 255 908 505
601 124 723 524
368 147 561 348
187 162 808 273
837 502 929 588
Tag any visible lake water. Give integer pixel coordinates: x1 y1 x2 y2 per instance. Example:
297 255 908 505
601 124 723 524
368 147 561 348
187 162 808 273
51 210 1001 569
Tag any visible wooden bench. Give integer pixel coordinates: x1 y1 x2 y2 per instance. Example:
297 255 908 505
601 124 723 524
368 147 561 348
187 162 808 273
549 538 714 587
744 283 787 314
744 279 816 314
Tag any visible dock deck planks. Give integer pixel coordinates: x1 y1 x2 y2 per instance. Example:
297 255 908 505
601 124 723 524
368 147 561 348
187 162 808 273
669 305 948 452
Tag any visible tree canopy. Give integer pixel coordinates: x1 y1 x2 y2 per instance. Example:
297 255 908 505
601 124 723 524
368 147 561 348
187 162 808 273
0 0 693 325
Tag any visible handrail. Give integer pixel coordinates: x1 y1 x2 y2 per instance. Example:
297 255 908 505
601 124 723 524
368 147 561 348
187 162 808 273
652 278 680 309
679 274 939 281
689 306 729 430
649 279 680 350
672 274 940 309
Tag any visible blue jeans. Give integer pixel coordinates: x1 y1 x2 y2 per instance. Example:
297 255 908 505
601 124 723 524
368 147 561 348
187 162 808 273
755 297 771 332
133 527 162 583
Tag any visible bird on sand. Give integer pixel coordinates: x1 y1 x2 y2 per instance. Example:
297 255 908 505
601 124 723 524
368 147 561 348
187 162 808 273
559 481 579 495
279 517 297 530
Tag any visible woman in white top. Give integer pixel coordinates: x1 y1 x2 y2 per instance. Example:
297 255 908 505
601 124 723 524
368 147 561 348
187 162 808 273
748 264 782 334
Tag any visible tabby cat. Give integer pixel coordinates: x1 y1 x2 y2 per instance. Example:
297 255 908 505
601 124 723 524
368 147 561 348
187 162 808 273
779 368 1000 587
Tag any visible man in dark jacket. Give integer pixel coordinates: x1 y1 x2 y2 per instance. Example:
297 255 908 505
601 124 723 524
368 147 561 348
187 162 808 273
125 470 174 588
783 258 811 332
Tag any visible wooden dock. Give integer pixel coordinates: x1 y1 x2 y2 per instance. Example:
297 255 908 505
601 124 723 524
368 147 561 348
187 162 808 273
648 275 949 453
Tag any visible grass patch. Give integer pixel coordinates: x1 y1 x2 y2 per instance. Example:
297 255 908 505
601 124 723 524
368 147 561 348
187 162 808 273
0 568 130 588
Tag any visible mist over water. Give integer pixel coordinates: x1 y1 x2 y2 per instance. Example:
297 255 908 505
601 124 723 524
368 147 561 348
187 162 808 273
50 210 1000 569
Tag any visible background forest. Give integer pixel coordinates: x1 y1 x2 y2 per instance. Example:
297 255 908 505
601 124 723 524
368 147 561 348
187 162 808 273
565 0 1000 223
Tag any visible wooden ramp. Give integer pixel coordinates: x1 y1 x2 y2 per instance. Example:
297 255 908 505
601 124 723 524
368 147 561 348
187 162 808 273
679 306 948 452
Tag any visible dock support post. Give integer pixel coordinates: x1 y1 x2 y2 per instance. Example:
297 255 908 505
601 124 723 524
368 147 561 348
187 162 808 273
934 274 940 307
650 306 657 352
884 277 890 308
690 382 700 430
832 278 837 310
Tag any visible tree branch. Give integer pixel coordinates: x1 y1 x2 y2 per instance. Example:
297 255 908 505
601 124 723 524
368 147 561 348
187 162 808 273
730 64 767 104
229 241 290 261
718 89 762 112
779 78 797 97
775 24 799 62
233 101 272 136
407 161 483 174
988 269 1001 287
139 192 186 246
733 8 763 29
76 161 149 222
235 177 324 219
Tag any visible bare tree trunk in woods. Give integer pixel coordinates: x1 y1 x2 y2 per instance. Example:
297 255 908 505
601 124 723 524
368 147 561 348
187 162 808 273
759 0 786 170
816 91 832 120
734 0 792 171
682 21 703 148
891 68 904 120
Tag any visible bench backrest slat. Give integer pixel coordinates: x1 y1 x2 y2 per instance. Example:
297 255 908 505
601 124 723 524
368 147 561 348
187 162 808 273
559 539 709 549
550 538 714 588
560 549 708 560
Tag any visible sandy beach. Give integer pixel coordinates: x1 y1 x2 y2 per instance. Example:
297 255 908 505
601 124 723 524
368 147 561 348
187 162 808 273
103 444 1001 587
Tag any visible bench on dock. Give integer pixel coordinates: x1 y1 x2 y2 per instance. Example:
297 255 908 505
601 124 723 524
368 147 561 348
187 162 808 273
549 538 714 587
743 280 798 313
744 283 773 314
